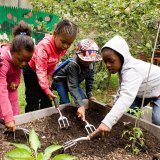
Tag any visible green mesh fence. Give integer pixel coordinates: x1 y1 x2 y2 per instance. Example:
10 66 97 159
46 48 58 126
0 6 59 44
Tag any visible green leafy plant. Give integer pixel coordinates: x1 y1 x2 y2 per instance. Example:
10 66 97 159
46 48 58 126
4 129 76 160
122 107 145 155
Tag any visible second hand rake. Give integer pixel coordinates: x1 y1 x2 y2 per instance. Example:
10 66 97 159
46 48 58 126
84 120 96 135
54 98 70 129
63 136 90 151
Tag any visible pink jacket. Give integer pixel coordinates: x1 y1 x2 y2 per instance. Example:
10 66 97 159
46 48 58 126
29 35 66 95
0 44 21 123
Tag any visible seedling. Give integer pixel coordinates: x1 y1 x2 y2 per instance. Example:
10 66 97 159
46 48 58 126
4 128 76 160
122 107 145 155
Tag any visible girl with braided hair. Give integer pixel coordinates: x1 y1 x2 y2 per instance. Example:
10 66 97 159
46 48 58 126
23 19 78 112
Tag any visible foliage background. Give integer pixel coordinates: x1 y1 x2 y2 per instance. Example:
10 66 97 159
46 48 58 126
29 0 160 54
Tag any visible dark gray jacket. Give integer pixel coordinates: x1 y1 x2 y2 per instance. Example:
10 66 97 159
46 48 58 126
53 56 94 107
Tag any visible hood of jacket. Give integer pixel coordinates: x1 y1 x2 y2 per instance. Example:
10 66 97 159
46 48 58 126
101 35 133 70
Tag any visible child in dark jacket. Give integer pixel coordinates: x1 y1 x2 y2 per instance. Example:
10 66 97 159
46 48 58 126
23 19 78 112
53 39 102 121
0 23 34 131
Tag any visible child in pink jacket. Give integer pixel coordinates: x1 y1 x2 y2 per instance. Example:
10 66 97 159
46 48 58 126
0 23 34 131
23 19 78 112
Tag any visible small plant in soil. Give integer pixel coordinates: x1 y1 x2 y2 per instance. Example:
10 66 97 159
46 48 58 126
122 107 145 155
4 128 76 160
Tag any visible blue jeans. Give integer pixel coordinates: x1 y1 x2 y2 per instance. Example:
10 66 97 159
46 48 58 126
130 97 160 126
54 81 86 104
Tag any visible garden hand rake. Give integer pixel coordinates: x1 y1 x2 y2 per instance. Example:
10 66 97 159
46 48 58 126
0 119 29 141
53 98 70 129
63 136 90 151
84 120 96 135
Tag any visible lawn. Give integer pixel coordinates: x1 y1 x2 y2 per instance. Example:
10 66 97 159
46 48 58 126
18 79 26 114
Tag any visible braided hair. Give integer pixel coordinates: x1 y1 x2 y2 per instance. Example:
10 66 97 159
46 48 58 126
54 19 78 38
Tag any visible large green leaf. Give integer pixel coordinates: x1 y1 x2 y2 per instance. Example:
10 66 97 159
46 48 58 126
44 144 62 160
52 154 76 160
4 157 13 160
29 129 41 153
11 143 32 153
5 148 33 159
37 152 44 160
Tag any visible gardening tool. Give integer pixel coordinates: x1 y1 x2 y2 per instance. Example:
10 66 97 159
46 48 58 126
53 98 70 129
63 136 90 151
84 120 96 135
0 119 29 141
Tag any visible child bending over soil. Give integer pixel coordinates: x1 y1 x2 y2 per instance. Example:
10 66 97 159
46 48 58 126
0 23 34 131
23 19 78 112
52 39 102 121
92 35 160 137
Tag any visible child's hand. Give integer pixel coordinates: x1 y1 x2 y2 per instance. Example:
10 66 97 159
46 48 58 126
5 120 16 132
77 106 86 121
89 96 96 101
47 92 57 101
9 82 18 90
106 102 113 108
47 75 53 88
90 123 111 139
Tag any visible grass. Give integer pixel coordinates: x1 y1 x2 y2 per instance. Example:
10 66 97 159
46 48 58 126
93 74 118 104
18 80 26 114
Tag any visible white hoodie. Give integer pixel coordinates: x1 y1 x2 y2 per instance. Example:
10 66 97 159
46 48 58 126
101 35 160 129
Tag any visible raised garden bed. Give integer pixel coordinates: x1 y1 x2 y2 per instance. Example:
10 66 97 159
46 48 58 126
0 101 160 160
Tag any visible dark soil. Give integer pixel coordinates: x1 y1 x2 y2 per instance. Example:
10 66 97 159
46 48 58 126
1 106 160 160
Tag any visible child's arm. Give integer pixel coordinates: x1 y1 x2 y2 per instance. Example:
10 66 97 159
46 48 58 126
34 47 56 99
85 65 95 99
91 70 143 138
67 64 86 107
67 63 87 121
102 70 143 129
0 63 16 129
9 70 21 90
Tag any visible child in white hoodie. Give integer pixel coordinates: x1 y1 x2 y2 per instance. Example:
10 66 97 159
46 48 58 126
91 35 160 137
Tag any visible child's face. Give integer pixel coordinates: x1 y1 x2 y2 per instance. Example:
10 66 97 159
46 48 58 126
54 31 75 51
12 49 33 69
102 49 122 74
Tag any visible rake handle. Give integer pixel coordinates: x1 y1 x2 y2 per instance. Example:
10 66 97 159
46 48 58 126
54 98 59 109
54 98 64 117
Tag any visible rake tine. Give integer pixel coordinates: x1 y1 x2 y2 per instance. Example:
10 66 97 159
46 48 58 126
14 127 29 142
17 127 29 134
63 140 77 150
58 116 70 129
84 120 96 135
54 98 70 129
63 136 90 151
